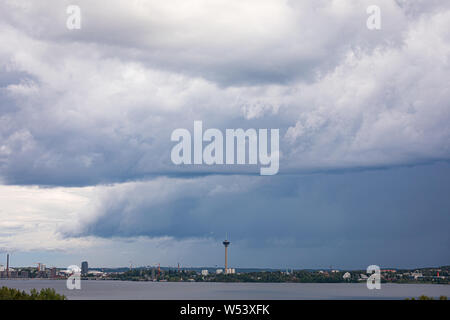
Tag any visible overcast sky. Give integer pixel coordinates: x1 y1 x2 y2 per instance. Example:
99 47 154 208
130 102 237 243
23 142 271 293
0 0 449 269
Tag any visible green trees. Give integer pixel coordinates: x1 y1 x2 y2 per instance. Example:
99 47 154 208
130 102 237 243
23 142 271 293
406 295 448 300
0 286 66 300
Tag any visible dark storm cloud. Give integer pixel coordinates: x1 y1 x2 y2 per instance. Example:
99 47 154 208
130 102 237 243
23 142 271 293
63 163 450 266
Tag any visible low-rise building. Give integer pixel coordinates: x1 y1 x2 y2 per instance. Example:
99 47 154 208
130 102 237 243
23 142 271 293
20 271 29 278
88 270 104 277
9 271 18 278
359 274 368 281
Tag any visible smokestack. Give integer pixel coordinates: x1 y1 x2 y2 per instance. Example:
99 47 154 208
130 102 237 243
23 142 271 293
6 253 9 278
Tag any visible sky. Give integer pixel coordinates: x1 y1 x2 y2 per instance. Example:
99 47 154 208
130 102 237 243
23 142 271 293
0 0 449 269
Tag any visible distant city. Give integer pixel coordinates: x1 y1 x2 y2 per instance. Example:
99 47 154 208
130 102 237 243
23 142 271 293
0 238 448 284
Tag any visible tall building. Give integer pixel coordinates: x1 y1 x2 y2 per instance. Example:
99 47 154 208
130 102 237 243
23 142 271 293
222 238 230 274
50 267 57 278
81 261 88 275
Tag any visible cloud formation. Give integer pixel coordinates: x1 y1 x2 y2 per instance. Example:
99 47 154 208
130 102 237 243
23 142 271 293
64 163 450 267
0 1 449 268
0 185 96 252
0 0 449 185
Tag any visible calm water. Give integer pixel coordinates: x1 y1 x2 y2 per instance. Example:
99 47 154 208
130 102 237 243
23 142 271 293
0 280 449 300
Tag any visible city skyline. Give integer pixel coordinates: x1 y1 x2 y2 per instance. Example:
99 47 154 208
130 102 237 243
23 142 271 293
1 251 448 272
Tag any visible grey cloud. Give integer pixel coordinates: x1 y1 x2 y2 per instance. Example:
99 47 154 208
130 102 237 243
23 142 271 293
63 163 450 267
0 0 409 85
0 1 449 186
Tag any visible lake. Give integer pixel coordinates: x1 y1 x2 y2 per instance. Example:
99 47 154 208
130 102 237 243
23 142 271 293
0 280 449 300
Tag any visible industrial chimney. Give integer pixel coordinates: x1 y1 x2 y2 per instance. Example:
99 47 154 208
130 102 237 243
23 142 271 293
6 253 9 278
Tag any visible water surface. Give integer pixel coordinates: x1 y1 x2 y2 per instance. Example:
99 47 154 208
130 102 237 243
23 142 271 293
1 280 448 300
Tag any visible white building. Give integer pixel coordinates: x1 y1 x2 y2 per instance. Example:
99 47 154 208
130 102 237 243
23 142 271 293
216 269 223 274
343 272 351 280
226 268 236 274
201 269 209 276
